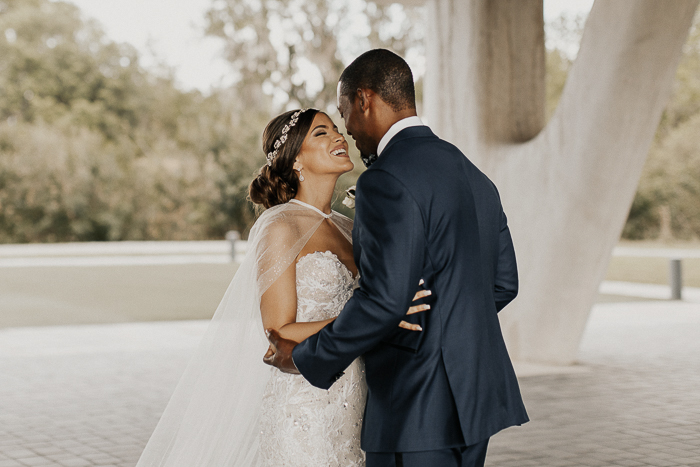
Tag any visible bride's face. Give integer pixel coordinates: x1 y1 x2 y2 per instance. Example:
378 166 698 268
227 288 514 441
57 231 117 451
295 113 353 178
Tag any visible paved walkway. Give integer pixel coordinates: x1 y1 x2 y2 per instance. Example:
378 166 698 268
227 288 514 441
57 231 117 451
489 301 700 467
0 301 699 467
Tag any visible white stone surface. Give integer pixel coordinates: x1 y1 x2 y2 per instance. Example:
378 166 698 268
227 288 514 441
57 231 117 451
424 0 700 364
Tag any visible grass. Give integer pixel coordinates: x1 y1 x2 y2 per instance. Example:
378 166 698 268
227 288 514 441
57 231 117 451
606 239 700 287
605 256 700 287
1 241 698 328
0 263 238 328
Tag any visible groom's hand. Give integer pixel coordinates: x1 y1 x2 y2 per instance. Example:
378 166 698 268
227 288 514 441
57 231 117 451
263 329 301 375
398 279 434 331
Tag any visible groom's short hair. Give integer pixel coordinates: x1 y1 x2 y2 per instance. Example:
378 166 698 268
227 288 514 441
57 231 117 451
339 49 416 112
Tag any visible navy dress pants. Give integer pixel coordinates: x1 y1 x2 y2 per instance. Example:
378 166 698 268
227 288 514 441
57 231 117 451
365 439 489 467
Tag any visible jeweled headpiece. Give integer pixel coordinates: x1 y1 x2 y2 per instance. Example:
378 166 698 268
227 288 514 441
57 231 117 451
266 109 309 167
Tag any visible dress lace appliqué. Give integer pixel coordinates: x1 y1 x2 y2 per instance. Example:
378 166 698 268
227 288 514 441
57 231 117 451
259 251 367 466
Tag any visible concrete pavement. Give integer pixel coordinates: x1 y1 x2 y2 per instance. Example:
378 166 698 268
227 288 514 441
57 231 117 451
1 301 699 466
489 301 700 466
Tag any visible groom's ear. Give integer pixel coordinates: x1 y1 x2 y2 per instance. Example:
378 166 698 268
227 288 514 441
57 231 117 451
356 89 366 111
356 88 374 115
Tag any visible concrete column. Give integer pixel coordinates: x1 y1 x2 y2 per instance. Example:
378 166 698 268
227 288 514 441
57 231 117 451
426 0 545 144
423 0 699 363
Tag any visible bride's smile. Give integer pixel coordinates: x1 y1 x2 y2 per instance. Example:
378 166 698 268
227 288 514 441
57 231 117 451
294 112 353 180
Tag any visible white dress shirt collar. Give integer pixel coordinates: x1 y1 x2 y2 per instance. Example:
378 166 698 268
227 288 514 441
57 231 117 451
376 116 424 156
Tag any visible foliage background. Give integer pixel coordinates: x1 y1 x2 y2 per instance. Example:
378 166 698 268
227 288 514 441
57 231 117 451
0 0 422 241
0 0 698 242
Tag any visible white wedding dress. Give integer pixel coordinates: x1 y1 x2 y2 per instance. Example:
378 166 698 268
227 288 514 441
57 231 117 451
260 250 367 466
135 201 363 467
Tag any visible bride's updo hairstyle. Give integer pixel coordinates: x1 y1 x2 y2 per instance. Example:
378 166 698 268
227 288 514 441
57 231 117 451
249 108 320 209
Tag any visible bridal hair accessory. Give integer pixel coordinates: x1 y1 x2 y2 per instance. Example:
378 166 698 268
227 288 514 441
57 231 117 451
267 109 309 166
342 185 356 209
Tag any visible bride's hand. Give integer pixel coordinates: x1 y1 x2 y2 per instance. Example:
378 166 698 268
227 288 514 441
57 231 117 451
399 284 431 332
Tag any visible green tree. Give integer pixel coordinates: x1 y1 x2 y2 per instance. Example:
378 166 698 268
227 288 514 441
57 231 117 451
204 0 424 218
0 0 261 242
0 0 426 242
0 0 145 139
624 13 700 240
205 0 424 111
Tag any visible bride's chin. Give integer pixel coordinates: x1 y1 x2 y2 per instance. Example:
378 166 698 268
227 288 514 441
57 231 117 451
332 163 354 176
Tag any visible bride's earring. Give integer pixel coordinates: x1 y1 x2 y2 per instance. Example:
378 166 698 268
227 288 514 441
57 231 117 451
298 168 305 182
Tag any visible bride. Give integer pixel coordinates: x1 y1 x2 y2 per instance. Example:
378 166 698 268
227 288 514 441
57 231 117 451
135 108 426 467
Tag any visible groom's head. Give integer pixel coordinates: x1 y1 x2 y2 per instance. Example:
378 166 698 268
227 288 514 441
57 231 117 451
337 49 417 157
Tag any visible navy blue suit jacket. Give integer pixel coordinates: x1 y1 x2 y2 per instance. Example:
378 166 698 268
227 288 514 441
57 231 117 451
293 126 528 452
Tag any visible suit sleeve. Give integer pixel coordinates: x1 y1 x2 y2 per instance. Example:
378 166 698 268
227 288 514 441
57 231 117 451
293 169 425 389
493 207 518 312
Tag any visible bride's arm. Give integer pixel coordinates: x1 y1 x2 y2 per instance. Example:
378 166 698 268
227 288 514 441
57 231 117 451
260 260 334 344
260 260 426 344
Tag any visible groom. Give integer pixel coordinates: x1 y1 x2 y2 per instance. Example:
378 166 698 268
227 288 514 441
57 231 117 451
264 49 528 467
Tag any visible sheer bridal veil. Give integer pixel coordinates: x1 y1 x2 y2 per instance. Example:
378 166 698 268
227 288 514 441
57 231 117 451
136 202 353 467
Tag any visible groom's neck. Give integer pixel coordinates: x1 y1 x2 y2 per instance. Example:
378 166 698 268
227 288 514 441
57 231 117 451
385 108 418 128
373 107 418 145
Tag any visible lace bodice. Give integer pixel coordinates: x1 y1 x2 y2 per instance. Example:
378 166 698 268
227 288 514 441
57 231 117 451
259 251 367 466
295 251 357 322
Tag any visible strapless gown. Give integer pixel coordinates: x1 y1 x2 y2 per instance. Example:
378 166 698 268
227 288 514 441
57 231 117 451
259 251 367 466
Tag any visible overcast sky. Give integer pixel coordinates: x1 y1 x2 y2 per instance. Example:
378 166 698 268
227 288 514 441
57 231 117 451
64 0 595 93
